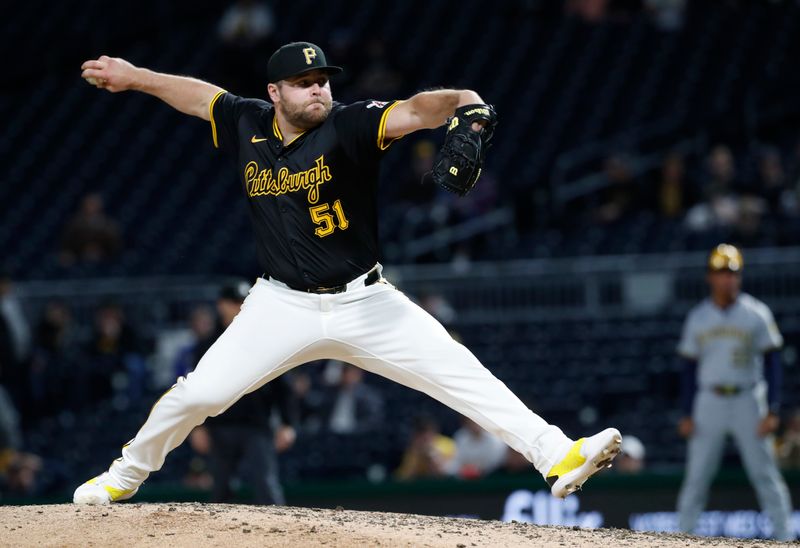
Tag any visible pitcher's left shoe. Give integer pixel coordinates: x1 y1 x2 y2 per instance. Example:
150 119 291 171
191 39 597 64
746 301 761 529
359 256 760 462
546 427 622 498
73 472 139 505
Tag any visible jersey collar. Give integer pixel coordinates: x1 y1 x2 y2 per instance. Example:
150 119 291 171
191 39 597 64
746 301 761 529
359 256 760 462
271 112 307 149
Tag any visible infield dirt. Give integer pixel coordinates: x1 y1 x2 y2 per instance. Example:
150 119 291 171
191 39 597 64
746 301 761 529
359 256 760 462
0 503 795 547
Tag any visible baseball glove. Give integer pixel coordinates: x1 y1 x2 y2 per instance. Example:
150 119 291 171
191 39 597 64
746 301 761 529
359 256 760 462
431 104 497 196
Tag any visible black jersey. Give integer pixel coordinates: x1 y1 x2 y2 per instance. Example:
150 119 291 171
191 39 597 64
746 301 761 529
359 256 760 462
210 91 400 290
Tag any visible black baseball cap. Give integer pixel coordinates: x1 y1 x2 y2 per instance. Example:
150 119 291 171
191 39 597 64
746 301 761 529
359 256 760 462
219 281 250 303
267 41 342 83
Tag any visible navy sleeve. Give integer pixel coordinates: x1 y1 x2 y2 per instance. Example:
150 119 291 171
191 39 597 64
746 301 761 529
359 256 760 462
269 375 298 427
764 350 782 414
680 357 698 416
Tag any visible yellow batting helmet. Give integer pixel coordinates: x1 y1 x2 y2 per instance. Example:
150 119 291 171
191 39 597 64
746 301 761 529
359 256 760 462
708 243 743 272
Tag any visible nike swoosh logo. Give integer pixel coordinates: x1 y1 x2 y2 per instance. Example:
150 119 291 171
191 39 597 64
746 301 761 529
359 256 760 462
251 136 268 143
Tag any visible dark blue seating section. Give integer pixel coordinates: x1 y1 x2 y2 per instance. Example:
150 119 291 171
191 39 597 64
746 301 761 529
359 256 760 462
2 2 800 278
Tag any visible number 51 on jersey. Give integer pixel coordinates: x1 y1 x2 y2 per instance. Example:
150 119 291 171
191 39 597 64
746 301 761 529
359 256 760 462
309 199 349 237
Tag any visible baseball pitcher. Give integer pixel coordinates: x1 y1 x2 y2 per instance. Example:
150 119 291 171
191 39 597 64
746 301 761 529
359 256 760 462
73 42 621 505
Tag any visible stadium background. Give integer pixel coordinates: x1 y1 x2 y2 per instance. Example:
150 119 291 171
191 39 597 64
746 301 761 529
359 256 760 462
1 0 799 539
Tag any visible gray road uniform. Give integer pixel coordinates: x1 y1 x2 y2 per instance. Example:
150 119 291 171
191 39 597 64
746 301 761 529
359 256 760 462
676 293 794 541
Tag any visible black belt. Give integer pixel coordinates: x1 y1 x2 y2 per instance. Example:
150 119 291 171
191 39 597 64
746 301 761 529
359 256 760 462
277 268 382 294
710 384 753 396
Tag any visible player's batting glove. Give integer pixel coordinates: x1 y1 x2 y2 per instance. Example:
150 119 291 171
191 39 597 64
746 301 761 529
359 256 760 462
431 104 498 197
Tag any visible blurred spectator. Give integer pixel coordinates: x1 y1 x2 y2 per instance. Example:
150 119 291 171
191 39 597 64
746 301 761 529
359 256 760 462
0 384 42 497
0 273 31 406
184 424 213 490
735 195 766 244
643 0 686 31
173 304 217 490
448 417 507 479
288 370 326 434
777 409 800 469
685 145 743 231
757 146 789 216
172 305 216 379
27 300 77 418
218 0 275 47
84 302 147 408
2 450 42 497
324 362 384 435
706 144 737 198
216 0 276 96
656 151 690 219
60 193 122 266
616 434 645 473
594 154 641 224
188 281 297 505
395 415 456 480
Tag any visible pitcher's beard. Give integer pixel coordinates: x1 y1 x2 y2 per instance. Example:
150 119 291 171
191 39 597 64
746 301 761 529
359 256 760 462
281 100 332 129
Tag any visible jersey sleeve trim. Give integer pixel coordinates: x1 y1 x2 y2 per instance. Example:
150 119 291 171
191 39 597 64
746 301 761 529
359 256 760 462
377 100 402 151
208 90 227 149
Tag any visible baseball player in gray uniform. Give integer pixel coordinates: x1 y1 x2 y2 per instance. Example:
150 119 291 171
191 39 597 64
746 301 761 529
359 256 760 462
676 244 795 541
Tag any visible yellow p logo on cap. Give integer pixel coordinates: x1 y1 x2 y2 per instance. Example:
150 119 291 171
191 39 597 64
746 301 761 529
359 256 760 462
303 47 317 65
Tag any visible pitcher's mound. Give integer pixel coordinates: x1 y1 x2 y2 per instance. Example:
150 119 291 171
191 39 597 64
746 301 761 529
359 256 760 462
0 503 792 547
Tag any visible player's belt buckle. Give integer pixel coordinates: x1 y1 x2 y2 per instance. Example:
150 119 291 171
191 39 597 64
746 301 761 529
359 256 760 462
307 284 347 295
712 385 741 396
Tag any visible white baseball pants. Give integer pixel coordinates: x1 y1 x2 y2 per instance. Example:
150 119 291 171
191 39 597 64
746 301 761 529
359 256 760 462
108 266 573 489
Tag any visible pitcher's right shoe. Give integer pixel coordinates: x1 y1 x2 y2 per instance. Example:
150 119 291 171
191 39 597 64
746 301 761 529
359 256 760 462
546 427 622 498
73 472 139 505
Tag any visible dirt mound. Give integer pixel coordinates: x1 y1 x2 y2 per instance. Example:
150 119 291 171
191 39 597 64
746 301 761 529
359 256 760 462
0 503 792 547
